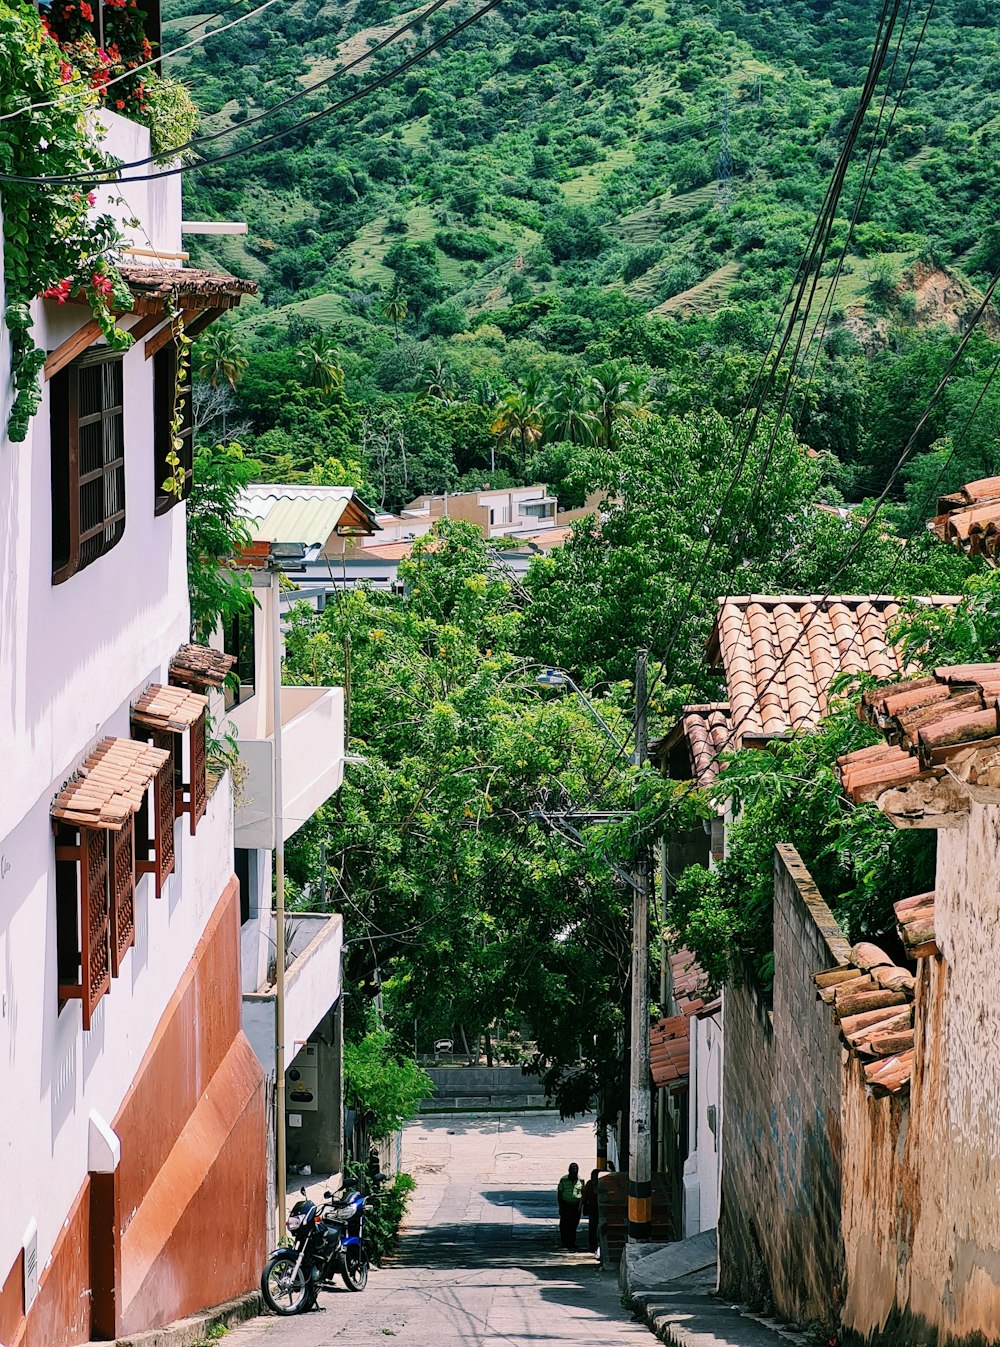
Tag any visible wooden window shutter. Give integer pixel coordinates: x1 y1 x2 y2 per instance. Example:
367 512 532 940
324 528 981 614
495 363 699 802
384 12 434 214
190 708 208 835
153 343 193 516
109 818 136 977
55 824 111 1031
137 752 177 897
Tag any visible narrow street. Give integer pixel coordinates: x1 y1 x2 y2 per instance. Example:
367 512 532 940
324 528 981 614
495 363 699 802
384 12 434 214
227 1113 651 1346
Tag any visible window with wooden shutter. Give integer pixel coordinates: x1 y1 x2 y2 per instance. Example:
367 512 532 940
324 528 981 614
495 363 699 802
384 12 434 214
153 342 193 516
50 351 126 584
109 819 136 977
55 824 111 1032
132 685 209 836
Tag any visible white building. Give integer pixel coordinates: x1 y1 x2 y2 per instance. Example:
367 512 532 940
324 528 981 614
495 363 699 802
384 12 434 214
0 83 264 1347
221 488 378 1219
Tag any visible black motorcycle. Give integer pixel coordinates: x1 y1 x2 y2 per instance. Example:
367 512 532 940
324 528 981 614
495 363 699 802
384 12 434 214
261 1185 378 1314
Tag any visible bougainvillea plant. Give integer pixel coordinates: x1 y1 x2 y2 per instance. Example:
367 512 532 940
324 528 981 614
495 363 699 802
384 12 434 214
0 1 131 441
47 0 154 117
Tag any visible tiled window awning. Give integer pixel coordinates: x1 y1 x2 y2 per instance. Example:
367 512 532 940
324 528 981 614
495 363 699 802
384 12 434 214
132 683 208 733
51 737 169 1030
132 683 209 836
169 643 236 692
51 737 169 830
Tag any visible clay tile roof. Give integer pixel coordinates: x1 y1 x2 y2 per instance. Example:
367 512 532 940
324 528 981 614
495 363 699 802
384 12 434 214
894 892 938 958
839 662 1000 810
169 644 235 691
132 684 208 734
670 948 708 1016
51 737 170 832
357 541 414 562
118 264 257 306
657 703 735 796
928 476 1000 557
650 1015 691 1088
707 596 956 747
813 940 918 1096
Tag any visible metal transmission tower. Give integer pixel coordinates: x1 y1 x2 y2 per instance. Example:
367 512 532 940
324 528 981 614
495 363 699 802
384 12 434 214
716 88 734 213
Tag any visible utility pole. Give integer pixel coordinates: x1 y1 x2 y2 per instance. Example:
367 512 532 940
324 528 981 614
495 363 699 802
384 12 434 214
628 649 651 1241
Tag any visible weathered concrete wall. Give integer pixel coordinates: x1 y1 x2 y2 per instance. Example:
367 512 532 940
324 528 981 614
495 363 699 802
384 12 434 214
420 1065 551 1110
719 843 852 1322
840 800 1000 1345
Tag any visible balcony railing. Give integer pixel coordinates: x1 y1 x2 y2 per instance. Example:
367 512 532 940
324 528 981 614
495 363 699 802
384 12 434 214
228 686 345 849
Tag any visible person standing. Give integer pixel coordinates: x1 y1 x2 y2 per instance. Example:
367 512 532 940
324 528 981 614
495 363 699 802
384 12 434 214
556 1162 584 1249
582 1169 600 1256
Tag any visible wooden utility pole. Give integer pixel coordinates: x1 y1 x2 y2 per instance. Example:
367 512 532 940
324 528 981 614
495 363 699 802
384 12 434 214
628 649 652 1241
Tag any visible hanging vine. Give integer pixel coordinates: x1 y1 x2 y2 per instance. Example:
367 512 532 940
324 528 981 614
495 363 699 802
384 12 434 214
0 1 131 442
162 299 193 499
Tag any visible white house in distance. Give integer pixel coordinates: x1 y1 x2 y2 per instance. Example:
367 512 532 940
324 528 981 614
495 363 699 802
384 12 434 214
0 91 265 1347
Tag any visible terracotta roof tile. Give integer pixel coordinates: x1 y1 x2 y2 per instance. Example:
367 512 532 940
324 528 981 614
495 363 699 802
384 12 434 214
708 596 955 747
840 663 1000 814
51 737 170 832
169 644 235 691
655 703 735 795
812 937 919 1096
929 477 1000 556
894 892 938 958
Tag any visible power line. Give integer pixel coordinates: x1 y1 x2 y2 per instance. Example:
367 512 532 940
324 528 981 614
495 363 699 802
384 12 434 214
0 0 502 187
571 0 905 806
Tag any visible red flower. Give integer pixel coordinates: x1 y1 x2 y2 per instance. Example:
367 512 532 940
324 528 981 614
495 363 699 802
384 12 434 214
59 60 74 83
91 272 114 298
115 98 125 108
141 37 152 57
79 2 94 20
43 279 73 304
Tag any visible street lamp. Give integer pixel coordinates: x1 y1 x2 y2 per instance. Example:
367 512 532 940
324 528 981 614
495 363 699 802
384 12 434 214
535 667 632 759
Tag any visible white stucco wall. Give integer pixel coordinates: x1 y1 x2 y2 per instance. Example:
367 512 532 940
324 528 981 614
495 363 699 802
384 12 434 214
683 1007 723 1237
0 111 235 1295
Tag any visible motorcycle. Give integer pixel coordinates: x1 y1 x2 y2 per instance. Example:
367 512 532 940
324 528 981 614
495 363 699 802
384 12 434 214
261 1184 379 1314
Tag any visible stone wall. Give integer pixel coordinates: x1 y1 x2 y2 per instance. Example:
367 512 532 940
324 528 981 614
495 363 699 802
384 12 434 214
719 843 852 1323
839 800 1000 1345
420 1065 550 1110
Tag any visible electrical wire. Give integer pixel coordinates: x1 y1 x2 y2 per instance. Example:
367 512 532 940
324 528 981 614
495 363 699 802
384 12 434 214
0 0 503 186
569 0 906 808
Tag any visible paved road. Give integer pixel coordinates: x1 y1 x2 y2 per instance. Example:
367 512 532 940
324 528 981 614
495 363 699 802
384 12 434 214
227 1113 651 1346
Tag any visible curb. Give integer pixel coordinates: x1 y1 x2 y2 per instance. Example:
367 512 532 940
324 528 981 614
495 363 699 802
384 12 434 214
95 1291 261 1347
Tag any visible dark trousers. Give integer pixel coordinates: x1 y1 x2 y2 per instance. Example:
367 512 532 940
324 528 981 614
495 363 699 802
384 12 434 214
587 1211 599 1253
558 1200 581 1249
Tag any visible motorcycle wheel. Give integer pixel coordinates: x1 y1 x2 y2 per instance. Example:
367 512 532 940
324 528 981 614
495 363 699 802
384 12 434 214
261 1250 313 1314
340 1246 369 1292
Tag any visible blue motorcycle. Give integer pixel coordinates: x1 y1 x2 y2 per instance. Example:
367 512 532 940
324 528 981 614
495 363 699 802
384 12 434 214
261 1185 377 1313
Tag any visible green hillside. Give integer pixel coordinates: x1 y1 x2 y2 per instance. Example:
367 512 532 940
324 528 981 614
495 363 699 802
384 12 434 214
170 0 1000 511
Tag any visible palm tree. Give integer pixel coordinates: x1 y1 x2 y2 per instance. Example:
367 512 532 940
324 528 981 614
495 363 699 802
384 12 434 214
297 333 344 395
196 325 248 392
381 284 408 344
421 359 456 402
491 389 543 472
589 360 650 450
195 326 248 438
543 374 599 446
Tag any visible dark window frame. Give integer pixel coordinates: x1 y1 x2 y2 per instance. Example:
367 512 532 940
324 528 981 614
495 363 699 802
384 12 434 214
153 341 193 516
50 349 126 585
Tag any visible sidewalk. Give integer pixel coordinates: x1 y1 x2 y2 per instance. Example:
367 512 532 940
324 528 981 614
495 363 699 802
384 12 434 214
622 1232 804 1347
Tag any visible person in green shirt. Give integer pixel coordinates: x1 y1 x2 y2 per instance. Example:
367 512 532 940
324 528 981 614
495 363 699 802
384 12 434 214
556 1162 584 1249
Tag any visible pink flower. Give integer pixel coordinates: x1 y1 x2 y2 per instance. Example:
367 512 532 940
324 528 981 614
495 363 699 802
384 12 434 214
43 279 73 304
87 191 96 206
59 60 74 83
91 272 114 298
